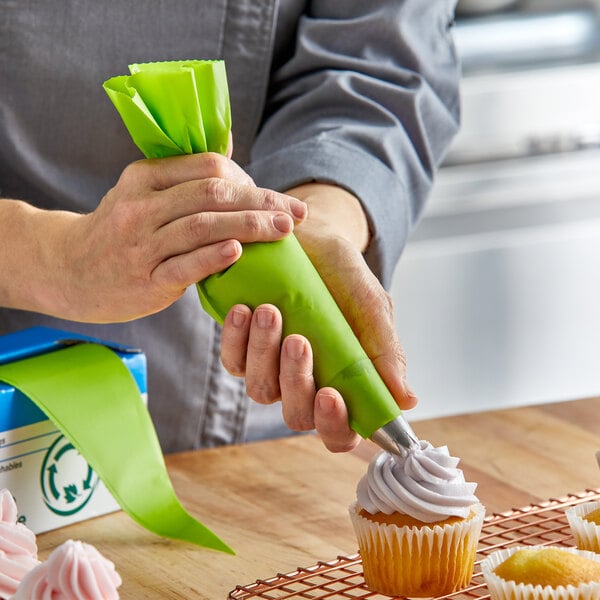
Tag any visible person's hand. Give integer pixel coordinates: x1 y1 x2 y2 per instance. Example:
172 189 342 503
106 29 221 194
220 183 417 452
4 153 307 323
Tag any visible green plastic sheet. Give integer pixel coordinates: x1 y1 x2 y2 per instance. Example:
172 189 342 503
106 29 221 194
103 60 402 440
0 343 232 553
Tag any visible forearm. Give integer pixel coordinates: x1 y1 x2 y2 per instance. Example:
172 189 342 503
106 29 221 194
0 199 77 317
1 154 311 325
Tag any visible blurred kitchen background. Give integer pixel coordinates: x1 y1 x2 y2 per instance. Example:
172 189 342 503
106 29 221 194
391 0 600 420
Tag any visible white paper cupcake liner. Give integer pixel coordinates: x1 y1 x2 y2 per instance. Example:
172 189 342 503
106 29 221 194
481 545 600 600
349 501 485 597
566 501 600 553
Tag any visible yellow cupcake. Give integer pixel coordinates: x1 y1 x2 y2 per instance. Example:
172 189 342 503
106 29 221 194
586 509 600 525
349 443 485 598
350 501 485 597
481 545 600 600
566 501 600 553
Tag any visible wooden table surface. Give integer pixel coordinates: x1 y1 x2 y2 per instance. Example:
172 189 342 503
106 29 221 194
37 396 600 599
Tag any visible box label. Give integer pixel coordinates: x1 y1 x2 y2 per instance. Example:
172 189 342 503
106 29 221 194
0 419 119 533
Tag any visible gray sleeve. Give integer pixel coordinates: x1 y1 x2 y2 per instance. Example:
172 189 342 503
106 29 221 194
245 0 460 289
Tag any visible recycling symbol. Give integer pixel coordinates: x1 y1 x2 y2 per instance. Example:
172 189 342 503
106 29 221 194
40 434 98 516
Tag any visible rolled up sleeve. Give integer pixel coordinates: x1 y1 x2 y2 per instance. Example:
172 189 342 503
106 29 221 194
246 0 460 288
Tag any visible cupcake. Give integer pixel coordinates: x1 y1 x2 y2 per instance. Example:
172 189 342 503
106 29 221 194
481 545 600 600
11 539 122 600
349 441 485 597
0 489 40 598
566 501 600 553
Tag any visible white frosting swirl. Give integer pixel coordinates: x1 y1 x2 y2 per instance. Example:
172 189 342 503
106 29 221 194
12 539 121 600
0 489 40 598
356 441 478 523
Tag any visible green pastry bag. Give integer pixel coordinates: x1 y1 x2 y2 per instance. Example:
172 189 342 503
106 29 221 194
103 60 401 441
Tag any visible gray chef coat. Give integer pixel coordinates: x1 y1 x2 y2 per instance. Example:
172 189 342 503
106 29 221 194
0 0 459 452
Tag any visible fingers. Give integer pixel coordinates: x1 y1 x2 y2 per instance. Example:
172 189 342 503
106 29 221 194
156 198 297 258
221 304 362 453
152 239 243 290
223 309 319 425
314 388 360 453
122 153 254 190
160 178 308 224
221 305 252 377
372 349 419 412
279 335 316 431
147 213 305 291
222 305 287 404
243 305 283 404
112 154 308 289
118 154 308 232
150 212 297 288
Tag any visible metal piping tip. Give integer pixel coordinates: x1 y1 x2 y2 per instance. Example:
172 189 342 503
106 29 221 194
370 415 420 457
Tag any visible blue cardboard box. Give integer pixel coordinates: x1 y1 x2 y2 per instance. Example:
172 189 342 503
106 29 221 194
0 326 147 533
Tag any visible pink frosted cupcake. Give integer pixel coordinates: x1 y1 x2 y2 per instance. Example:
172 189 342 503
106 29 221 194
12 539 121 600
349 442 485 597
0 489 40 598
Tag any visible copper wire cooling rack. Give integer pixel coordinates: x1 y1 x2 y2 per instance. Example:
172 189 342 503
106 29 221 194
229 488 600 600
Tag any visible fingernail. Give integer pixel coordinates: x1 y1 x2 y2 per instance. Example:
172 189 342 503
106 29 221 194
317 392 337 415
256 307 275 329
220 239 241 257
285 337 305 360
231 307 247 328
290 200 307 220
273 214 293 233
